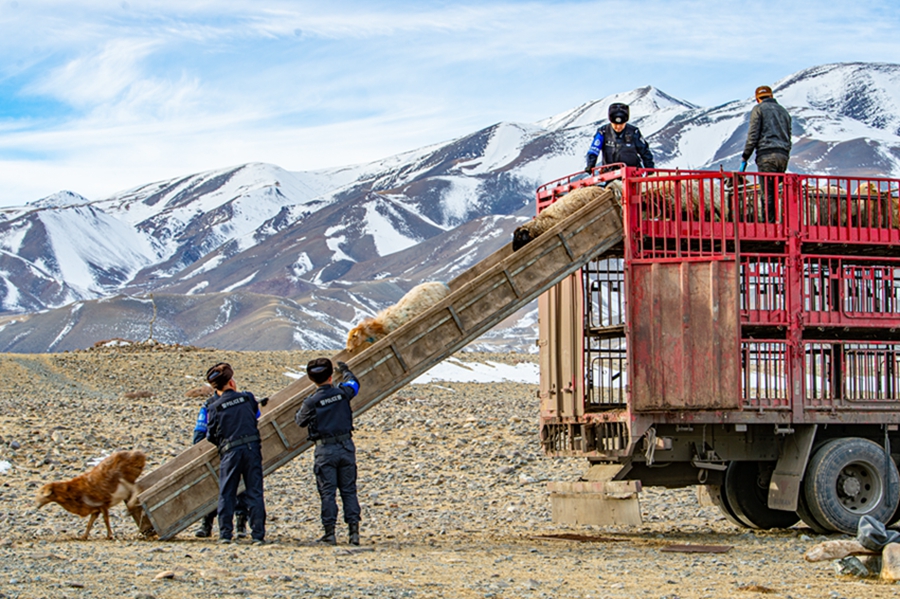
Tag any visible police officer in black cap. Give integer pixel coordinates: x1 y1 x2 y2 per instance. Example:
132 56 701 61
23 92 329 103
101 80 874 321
585 102 655 172
205 362 267 544
295 357 361 545
192 395 251 539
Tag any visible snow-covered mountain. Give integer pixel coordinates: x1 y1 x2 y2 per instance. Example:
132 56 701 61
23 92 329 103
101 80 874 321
1 62 899 352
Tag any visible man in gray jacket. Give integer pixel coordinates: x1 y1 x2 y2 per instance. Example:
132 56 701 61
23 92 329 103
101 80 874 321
741 85 792 222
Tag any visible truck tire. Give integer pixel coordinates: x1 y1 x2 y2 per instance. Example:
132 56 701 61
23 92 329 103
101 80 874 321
706 483 750 529
795 485 830 534
724 461 799 529
803 437 900 534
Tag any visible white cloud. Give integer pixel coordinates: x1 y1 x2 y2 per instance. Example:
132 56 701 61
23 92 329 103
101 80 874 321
0 1 898 206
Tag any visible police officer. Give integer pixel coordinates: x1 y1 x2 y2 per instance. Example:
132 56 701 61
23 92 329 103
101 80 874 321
585 102 655 172
295 358 361 545
192 395 250 539
205 362 266 544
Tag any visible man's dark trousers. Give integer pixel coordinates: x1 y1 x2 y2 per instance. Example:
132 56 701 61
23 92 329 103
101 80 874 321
756 152 789 223
218 442 266 540
314 439 361 528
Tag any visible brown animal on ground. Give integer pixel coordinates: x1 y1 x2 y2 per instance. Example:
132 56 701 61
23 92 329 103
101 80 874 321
512 183 620 251
346 282 451 354
35 450 146 540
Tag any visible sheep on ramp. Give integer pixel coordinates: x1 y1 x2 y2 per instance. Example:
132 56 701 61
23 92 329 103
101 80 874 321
346 281 451 354
513 183 618 251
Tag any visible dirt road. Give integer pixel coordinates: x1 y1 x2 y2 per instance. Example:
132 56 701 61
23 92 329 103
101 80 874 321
0 346 893 598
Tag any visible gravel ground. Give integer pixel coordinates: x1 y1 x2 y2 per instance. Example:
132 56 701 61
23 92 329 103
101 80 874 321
0 345 896 599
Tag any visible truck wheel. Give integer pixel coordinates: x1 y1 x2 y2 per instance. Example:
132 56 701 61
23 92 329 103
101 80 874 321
724 461 799 529
803 437 900 534
706 483 750 529
795 485 830 534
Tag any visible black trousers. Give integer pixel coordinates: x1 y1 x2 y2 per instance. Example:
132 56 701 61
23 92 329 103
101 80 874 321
314 439 361 528
756 152 789 223
218 443 266 541
202 493 247 528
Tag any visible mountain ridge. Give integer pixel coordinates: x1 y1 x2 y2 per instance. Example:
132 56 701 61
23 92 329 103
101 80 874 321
1 61 898 352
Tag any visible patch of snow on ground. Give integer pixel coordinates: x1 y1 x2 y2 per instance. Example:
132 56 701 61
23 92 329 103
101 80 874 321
0 460 11 474
412 358 539 384
283 358 538 384
87 452 110 467
364 200 420 256
187 281 209 295
222 272 256 292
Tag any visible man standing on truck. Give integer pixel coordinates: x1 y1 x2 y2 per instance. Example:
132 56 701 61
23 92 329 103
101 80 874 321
585 102 655 172
295 358 362 545
741 85 792 223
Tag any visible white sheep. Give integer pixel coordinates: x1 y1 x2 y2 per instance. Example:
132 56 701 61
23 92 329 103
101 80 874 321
346 281 451 353
512 183 619 251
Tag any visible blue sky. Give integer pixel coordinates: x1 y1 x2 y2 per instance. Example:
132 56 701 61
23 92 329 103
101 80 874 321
0 0 898 207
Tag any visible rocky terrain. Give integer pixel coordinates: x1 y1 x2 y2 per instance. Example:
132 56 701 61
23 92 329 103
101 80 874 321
0 346 896 599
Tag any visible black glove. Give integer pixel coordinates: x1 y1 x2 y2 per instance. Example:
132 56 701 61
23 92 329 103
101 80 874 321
259 397 269 407
336 361 349 374
585 154 598 174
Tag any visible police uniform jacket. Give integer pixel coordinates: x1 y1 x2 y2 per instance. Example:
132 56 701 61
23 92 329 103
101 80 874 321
206 390 261 452
294 374 359 441
586 123 655 170
193 396 214 445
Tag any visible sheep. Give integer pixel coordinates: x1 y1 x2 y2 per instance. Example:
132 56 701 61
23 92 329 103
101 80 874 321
805 184 847 225
346 281 451 353
512 183 619 251
851 183 899 228
640 173 729 222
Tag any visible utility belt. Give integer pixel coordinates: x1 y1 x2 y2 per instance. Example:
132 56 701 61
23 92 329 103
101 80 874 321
315 433 351 447
219 434 260 454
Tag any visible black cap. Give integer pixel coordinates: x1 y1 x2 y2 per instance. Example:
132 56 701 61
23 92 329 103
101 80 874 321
608 102 629 124
307 358 333 384
206 362 233 390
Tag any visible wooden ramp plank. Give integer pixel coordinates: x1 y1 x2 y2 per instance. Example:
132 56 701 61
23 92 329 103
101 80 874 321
132 187 624 539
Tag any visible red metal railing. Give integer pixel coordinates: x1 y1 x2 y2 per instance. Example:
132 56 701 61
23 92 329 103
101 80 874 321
803 341 900 409
740 254 788 325
535 167 900 424
741 340 790 410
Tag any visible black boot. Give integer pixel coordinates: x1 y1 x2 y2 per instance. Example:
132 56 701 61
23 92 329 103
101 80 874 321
195 514 213 538
349 522 360 546
316 525 336 545
235 513 248 539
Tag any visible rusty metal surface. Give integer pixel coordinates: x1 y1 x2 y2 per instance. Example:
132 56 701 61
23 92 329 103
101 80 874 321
538 273 583 420
629 259 741 411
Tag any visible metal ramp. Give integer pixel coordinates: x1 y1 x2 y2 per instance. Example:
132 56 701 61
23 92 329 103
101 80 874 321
131 186 624 539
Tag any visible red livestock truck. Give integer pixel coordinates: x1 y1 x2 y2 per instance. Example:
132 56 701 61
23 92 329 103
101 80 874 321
538 164 900 534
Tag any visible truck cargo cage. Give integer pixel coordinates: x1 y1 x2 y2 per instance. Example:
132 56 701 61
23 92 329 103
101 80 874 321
741 340 790 409
538 164 900 443
535 164 900 534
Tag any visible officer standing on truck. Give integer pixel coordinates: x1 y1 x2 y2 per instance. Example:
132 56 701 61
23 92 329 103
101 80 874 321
206 362 267 544
295 358 362 545
585 102 655 172
740 85 792 222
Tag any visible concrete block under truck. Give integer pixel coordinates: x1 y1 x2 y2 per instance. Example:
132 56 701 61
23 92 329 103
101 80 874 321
536 163 900 534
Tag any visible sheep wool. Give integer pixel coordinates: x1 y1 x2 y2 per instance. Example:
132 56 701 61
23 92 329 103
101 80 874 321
513 184 615 251
346 281 451 353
